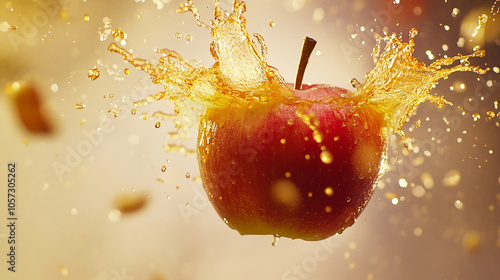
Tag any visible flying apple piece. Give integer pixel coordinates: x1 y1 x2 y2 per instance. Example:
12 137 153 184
5 81 54 134
109 0 487 241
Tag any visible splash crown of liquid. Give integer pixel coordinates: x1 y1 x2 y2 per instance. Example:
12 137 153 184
108 0 488 143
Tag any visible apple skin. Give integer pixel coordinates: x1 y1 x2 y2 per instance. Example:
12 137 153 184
197 84 388 241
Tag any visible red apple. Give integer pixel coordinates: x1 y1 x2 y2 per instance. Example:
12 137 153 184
197 82 388 241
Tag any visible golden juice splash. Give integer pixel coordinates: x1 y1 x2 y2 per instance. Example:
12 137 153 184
108 0 487 151
359 29 487 135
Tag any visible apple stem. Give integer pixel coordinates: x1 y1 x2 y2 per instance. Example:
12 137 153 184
294 37 317 90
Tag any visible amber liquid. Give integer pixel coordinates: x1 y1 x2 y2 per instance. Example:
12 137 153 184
108 0 488 154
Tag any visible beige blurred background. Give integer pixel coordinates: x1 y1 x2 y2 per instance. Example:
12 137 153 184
1 0 499 279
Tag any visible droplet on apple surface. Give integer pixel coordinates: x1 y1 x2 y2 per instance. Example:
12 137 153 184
320 150 333 164
108 0 488 241
271 234 280 246
270 179 302 210
324 187 334 197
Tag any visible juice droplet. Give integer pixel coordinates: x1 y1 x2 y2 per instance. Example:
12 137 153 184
472 113 481 121
320 150 333 164
398 178 408 188
324 187 334 196
112 28 127 42
161 165 167 172
59 265 69 276
269 20 275 27
385 192 398 201
185 172 191 179
350 78 361 89
443 169 461 187
253 33 268 61
99 17 112 41
83 14 90 22
296 110 324 145
471 14 488 38
155 121 161 128
487 111 496 119
492 0 500 16
164 144 197 156
88 67 100 80
421 173 434 189
108 209 121 223
193 175 202 182
75 102 86 109
415 119 421 128
271 234 280 246
462 230 481 252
